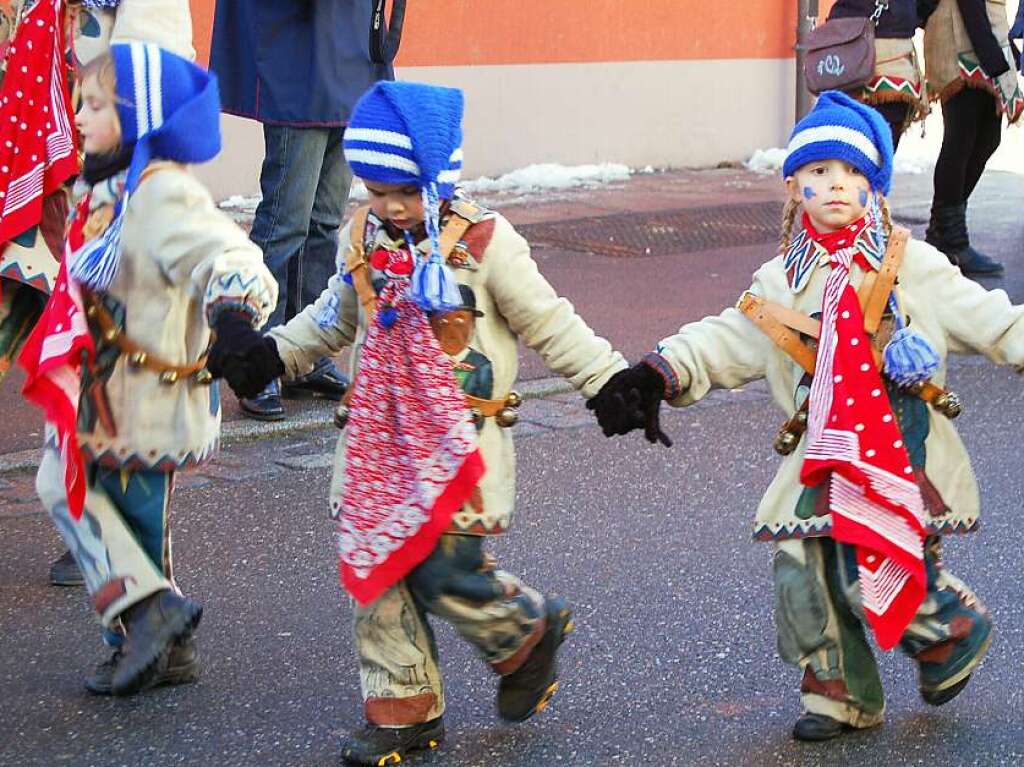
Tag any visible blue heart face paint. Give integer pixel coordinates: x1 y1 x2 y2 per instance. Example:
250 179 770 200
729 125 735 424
859 189 869 207
803 186 816 200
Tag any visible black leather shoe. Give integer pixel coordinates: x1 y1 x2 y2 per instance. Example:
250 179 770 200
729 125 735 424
85 636 200 695
281 359 348 401
341 718 444 766
497 595 574 722
49 550 83 587
111 590 202 696
955 246 1004 277
239 379 285 421
792 712 850 741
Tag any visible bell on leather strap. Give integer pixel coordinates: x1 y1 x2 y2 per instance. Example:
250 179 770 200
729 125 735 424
495 407 519 428
193 368 214 386
159 370 179 385
470 407 484 427
128 351 148 368
934 391 963 419
774 429 800 456
505 390 523 409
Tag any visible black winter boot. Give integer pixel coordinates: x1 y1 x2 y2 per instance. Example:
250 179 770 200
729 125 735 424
496 595 575 722
340 718 445 766
49 549 83 587
792 712 851 741
111 589 202 696
85 636 200 695
927 203 1003 277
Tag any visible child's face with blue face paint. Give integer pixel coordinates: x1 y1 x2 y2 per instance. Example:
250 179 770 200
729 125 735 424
785 159 872 233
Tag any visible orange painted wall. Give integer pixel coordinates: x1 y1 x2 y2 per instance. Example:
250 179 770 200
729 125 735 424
191 1 803 68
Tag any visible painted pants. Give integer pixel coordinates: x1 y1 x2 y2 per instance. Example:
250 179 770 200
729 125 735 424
774 536 990 728
39 430 174 635
355 533 546 727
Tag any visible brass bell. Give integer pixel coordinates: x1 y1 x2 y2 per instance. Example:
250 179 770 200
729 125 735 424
102 327 119 343
793 409 808 426
193 368 214 386
128 351 148 368
505 390 523 409
334 404 350 430
495 407 519 428
159 370 179 385
905 381 925 396
934 391 962 419
86 305 98 318
470 407 484 427
773 430 799 456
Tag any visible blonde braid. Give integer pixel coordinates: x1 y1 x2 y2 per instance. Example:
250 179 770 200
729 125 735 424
778 199 801 256
877 194 894 240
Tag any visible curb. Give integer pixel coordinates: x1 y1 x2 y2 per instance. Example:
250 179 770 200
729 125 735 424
0 376 575 474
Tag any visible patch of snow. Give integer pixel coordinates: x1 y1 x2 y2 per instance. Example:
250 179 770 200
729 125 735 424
744 147 788 175
218 163 634 211
462 162 632 194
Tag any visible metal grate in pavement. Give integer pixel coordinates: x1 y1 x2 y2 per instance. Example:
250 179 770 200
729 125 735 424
519 200 785 258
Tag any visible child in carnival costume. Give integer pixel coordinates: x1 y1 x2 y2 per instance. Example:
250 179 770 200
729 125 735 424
590 90 1020 741
19 42 278 696
221 80 628 765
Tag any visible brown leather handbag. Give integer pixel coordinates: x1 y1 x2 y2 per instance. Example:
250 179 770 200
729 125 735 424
804 1 889 94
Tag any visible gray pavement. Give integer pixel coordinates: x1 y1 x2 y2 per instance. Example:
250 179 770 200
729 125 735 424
2 166 1024 766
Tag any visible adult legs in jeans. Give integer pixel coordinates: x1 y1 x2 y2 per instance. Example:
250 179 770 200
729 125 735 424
926 89 1003 275
244 125 354 418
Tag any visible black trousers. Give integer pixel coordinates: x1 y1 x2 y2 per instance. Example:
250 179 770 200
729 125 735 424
871 101 912 152
932 88 1002 208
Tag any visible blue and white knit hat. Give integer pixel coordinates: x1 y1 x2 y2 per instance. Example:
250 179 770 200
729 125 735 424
782 90 893 195
70 42 222 290
342 81 465 314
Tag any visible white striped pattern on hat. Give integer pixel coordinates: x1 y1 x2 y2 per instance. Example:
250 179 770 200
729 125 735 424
786 125 882 167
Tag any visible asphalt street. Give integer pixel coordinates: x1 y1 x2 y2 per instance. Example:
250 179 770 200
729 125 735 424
2 168 1024 766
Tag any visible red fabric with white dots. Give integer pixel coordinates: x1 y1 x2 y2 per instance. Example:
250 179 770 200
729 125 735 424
0 0 78 246
337 278 484 606
799 219 927 651
18 196 93 521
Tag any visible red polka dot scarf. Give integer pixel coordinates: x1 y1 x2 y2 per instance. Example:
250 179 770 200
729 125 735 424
337 277 484 606
799 214 927 650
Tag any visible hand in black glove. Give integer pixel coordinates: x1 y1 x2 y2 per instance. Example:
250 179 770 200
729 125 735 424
585 361 673 447
206 311 284 399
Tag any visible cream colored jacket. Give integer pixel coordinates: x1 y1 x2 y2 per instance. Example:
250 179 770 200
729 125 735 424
270 205 627 534
78 165 276 470
654 237 1024 541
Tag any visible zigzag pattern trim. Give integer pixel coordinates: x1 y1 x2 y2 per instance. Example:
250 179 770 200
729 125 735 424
80 437 219 473
784 228 822 293
752 516 979 542
865 75 922 99
0 259 51 292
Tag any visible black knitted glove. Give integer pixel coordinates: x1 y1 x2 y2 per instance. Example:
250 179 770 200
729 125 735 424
206 311 284 399
586 362 672 447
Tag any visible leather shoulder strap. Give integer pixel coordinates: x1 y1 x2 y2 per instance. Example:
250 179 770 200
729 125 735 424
859 226 909 335
737 291 817 375
343 206 377 315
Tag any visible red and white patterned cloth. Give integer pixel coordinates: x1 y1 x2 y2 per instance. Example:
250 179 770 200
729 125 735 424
338 278 484 606
799 216 927 650
0 0 77 245
18 196 94 520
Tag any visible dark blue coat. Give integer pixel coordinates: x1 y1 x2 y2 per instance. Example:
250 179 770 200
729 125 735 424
828 0 919 39
210 0 392 126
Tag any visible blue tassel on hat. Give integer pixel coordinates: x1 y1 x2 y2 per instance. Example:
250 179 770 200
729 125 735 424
408 185 462 313
883 293 940 387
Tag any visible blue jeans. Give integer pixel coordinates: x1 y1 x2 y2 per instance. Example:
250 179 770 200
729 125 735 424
250 125 353 329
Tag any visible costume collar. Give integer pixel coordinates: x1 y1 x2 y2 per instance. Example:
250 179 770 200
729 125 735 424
784 212 886 293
